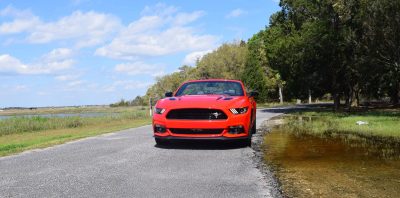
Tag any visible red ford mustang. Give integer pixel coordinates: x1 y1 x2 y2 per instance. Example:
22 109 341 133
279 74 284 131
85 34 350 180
152 79 258 146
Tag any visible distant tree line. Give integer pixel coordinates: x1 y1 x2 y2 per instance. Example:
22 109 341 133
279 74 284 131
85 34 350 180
114 0 399 110
109 96 145 107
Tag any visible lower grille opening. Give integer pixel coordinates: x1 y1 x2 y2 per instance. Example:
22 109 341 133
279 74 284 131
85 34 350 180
169 128 224 135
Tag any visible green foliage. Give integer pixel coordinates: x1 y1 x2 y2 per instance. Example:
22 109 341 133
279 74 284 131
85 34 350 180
241 33 270 102
144 65 197 101
196 42 248 80
260 0 400 108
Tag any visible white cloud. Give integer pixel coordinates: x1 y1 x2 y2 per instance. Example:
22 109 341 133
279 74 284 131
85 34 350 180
183 49 212 65
103 80 152 92
114 62 164 77
0 17 41 34
95 4 218 60
0 7 121 47
0 48 74 75
0 6 41 34
55 74 80 81
0 5 33 18
226 9 247 18
173 11 205 26
67 80 84 87
28 11 121 47
15 85 27 91
140 3 178 17
42 48 74 61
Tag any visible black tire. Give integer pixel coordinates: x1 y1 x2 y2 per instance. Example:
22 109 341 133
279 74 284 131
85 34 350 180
244 136 252 147
251 120 257 134
241 128 253 147
155 138 168 146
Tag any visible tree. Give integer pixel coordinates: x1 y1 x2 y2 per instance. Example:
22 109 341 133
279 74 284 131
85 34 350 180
196 42 248 80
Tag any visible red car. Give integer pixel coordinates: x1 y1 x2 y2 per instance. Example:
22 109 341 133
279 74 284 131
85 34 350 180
152 79 258 146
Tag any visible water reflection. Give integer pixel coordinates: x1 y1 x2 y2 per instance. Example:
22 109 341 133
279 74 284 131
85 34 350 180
263 126 400 197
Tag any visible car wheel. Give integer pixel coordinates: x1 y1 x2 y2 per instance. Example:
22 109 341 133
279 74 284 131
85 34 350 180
251 120 257 134
240 131 252 147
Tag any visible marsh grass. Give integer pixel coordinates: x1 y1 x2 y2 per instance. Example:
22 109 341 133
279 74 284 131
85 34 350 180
0 110 151 156
283 110 400 138
0 106 148 116
0 111 148 136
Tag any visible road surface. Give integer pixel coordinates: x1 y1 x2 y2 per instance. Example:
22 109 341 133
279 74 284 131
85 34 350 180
0 110 281 198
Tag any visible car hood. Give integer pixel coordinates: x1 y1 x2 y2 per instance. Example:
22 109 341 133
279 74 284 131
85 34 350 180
156 95 248 109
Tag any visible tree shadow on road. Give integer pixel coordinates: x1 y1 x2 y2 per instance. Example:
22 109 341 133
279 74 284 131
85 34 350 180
154 140 248 150
260 103 334 114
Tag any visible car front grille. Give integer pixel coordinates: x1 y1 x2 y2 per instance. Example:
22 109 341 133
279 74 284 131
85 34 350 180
169 128 224 135
166 108 228 120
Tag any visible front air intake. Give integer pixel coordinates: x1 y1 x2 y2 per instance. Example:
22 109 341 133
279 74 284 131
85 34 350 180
169 128 224 135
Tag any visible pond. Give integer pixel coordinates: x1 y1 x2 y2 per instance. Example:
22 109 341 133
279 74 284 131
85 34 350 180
263 120 400 198
0 112 118 120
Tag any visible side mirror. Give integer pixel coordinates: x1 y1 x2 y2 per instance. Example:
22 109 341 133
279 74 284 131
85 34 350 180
165 92 173 97
249 91 259 98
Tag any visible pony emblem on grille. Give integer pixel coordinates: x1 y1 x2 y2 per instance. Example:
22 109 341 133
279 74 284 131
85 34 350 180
212 112 221 118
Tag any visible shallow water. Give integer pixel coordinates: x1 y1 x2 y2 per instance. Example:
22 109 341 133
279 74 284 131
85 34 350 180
0 112 118 120
264 127 400 198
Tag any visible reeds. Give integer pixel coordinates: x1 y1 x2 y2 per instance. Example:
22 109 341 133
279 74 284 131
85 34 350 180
0 111 148 136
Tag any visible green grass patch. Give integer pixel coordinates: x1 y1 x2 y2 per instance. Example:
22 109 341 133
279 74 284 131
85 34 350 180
258 102 297 108
283 109 400 138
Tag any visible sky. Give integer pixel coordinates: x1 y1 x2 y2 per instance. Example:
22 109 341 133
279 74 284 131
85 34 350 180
0 0 281 107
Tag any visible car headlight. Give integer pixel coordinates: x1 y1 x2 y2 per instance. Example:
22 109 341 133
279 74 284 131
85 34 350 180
155 108 166 114
230 107 248 114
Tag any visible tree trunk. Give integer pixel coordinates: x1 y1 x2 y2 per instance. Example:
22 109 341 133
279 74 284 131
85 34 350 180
351 84 360 108
345 90 350 109
279 86 283 104
308 89 312 104
391 84 399 105
149 97 153 116
333 93 341 111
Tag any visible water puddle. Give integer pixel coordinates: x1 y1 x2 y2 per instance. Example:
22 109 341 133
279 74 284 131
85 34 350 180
263 123 400 197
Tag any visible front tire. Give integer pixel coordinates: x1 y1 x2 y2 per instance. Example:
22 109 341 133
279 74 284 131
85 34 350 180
243 136 252 147
251 120 257 134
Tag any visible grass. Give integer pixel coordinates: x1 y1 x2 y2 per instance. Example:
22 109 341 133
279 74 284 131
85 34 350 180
0 108 151 156
0 111 148 136
258 102 297 108
283 109 400 138
0 106 149 116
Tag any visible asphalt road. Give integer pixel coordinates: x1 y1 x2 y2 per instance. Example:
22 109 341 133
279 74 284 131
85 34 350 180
0 110 281 198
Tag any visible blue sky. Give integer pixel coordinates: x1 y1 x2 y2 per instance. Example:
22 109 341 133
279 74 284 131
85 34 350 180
0 0 280 107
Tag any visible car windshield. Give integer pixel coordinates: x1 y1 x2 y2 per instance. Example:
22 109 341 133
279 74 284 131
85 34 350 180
175 81 244 96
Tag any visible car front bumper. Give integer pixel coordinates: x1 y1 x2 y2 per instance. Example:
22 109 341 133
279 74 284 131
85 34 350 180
152 110 251 139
